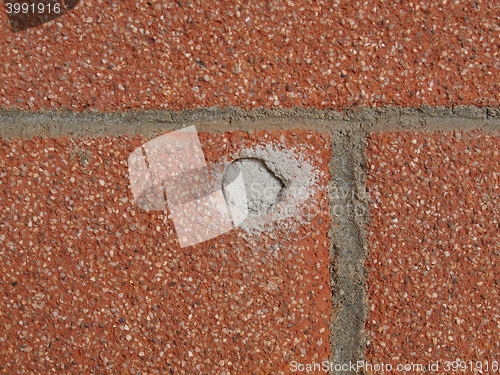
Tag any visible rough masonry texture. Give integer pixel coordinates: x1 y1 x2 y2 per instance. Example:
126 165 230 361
0 108 499 374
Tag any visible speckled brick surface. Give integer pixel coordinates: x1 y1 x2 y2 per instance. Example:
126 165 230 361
366 131 500 370
0 131 332 374
1 0 500 372
0 0 498 110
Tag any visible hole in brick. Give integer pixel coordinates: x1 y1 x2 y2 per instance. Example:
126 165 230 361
222 158 284 217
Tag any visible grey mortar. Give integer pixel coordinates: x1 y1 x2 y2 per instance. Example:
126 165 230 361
1 106 499 375
1 105 500 139
328 130 370 375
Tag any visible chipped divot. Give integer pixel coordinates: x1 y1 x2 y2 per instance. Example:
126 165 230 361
222 158 283 217
225 143 325 236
